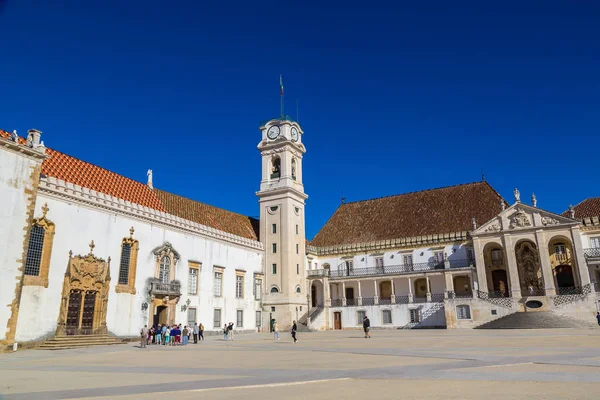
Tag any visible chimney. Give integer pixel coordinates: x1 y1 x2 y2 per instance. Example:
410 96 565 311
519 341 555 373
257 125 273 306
27 129 46 153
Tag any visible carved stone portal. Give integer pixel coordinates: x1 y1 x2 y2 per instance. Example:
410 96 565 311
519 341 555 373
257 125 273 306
510 208 532 229
56 241 111 336
515 241 544 295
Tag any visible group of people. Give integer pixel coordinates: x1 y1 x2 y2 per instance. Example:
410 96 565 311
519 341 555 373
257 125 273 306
223 322 235 340
272 320 298 343
139 323 205 348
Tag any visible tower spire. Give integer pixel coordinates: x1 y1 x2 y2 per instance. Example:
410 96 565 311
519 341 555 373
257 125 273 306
280 74 284 118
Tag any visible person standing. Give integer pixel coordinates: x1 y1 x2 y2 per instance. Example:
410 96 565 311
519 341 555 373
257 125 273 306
140 325 148 348
291 320 298 343
273 320 280 341
596 312 600 326
223 324 229 341
193 323 198 344
199 323 204 341
182 326 189 345
165 326 171 345
363 315 371 338
155 324 162 345
161 324 167 345
228 322 235 341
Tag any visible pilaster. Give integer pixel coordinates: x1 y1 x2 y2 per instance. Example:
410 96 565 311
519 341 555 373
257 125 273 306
535 230 556 296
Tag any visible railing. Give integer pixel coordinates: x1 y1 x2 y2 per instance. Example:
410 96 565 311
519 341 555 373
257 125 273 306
379 297 392 305
430 293 445 303
329 259 473 279
307 269 329 278
259 115 297 127
150 281 181 296
328 294 446 306
448 290 473 299
414 296 428 303
584 248 600 259
554 253 570 262
595 281 600 293
521 288 546 297
361 297 375 306
309 306 323 322
491 259 504 267
395 295 410 304
557 286 583 295
476 290 513 308
331 299 342 307
346 298 358 306
553 284 592 307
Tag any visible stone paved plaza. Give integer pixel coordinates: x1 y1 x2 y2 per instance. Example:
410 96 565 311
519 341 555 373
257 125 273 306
2 329 600 399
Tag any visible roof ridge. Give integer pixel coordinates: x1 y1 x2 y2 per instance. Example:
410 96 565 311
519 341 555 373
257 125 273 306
564 196 600 214
341 181 489 205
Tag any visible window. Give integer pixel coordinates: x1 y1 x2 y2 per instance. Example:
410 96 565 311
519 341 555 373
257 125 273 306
256 311 262 328
409 309 420 323
467 248 474 262
272 243 277 253
159 256 171 283
236 275 244 298
357 310 366 325
187 307 197 327
271 287 279 293
491 249 502 261
382 310 392 324
296 286 301 293
272 264 277 274
213 309 221 328
272 224 277 234
346 260 354 272
403 254 413 268
456 305 471 320
254 278 262 300
554 243 566 255
296 243 299 254
434 251 444 264
296 224 299 235
188 268 198 295
375 257 384 269
297 264 299 274
271 306 276 312
236 309 244 328
118 243 131 285
214 271 223 297
23 203 55 287
24 225 45 276
591 237 600 249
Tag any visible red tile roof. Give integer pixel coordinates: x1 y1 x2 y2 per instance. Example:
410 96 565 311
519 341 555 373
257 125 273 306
563 198 600 220
310 181 505 247
0 129 259 241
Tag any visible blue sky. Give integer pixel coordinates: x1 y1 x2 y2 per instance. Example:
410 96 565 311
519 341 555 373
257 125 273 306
1 1 599 239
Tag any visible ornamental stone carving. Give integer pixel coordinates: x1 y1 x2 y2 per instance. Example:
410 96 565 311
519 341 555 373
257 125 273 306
485 221 501 232
510 208 532 229
541 216 560 226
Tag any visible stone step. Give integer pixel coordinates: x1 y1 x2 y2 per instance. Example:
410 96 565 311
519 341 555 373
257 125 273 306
475 311 597 329
37 335 124 350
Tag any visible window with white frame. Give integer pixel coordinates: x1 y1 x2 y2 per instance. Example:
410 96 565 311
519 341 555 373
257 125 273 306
345 260 354 272
213 308 221 328
382 309 392 324
403 254 413 267
254 278 262 300
236 309 244 328
591 237 600 249
187 307 197 327
456 305 471 320
188 268 198 295
434 251 444 264
255 311 262 328
357 310 366 325
214 271 223 297
554 243 566 254
491 249 503 261
409 309 420 323
236 275 244 298
159 256 171 283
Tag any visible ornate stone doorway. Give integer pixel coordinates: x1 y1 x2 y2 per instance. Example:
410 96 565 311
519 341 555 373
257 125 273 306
57 241 111 336
515 241 545 296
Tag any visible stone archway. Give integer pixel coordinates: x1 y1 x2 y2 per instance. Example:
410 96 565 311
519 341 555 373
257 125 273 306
515 241 544 296
56 241 111 336
555 265 576 293
453 276 471 296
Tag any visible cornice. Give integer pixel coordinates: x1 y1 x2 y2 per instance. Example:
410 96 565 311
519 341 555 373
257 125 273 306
38 177 264 252
308 231 471 256
0 136 48 161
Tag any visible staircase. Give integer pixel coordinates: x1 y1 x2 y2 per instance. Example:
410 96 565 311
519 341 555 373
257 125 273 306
38 335 124 350
475 311 597 329
402 302 446 329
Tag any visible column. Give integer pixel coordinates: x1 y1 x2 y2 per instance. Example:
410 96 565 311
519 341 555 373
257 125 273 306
408 277 413 303
444 272 453 299
390 279 396 304
426 276 432 302
373 280 379 305
77 291 85 333
342 281 346 306
357 280 362 306
473 238 488 293
535 230 556 296
571 227 594 291
324 277 331 307
502 234 522 298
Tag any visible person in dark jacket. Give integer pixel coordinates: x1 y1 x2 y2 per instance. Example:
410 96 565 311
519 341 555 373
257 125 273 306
291 321 298 343
363 316 371 338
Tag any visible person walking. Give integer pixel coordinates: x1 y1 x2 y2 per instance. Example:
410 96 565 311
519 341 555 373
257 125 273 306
363 315 371 338
228 322 234 341
273 320 280 341
596 312 600 326
291 320 298 343
140 325 148 348
223 324 229 341
199 323 204 341
193 323 198 344
182 326 189 345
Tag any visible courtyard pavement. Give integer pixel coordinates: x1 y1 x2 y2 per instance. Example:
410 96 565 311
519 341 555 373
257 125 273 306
1 328 600 399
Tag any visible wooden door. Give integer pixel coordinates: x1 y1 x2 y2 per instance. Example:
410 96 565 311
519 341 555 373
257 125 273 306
333 312 342 330
80 292 96 335
66 290 82 335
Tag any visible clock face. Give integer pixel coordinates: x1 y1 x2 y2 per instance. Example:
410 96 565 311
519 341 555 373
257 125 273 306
267 125 280 140
290 127 299 142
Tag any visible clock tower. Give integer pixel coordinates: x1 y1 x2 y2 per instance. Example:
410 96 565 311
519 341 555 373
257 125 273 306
257 118 307 329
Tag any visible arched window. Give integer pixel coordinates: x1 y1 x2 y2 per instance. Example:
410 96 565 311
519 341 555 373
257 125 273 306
116 227 139 294
23 203 55 287
296 286 302 293
159 256 171 283
270 286 279 293
291 158 297 180
271 157 281 179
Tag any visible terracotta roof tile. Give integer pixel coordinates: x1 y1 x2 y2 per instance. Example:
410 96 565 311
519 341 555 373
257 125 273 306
563 198 600 219
311 181 505 247
0 129 259 241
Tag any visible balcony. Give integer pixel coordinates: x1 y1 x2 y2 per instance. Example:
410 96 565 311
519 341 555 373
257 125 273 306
584 248 600 261
307 269 329 278
149 281 181 297
328 259 474 279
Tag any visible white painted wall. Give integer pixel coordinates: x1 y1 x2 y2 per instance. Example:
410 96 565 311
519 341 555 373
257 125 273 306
329 303 446 329
14 192 264 342
0 147 41 341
